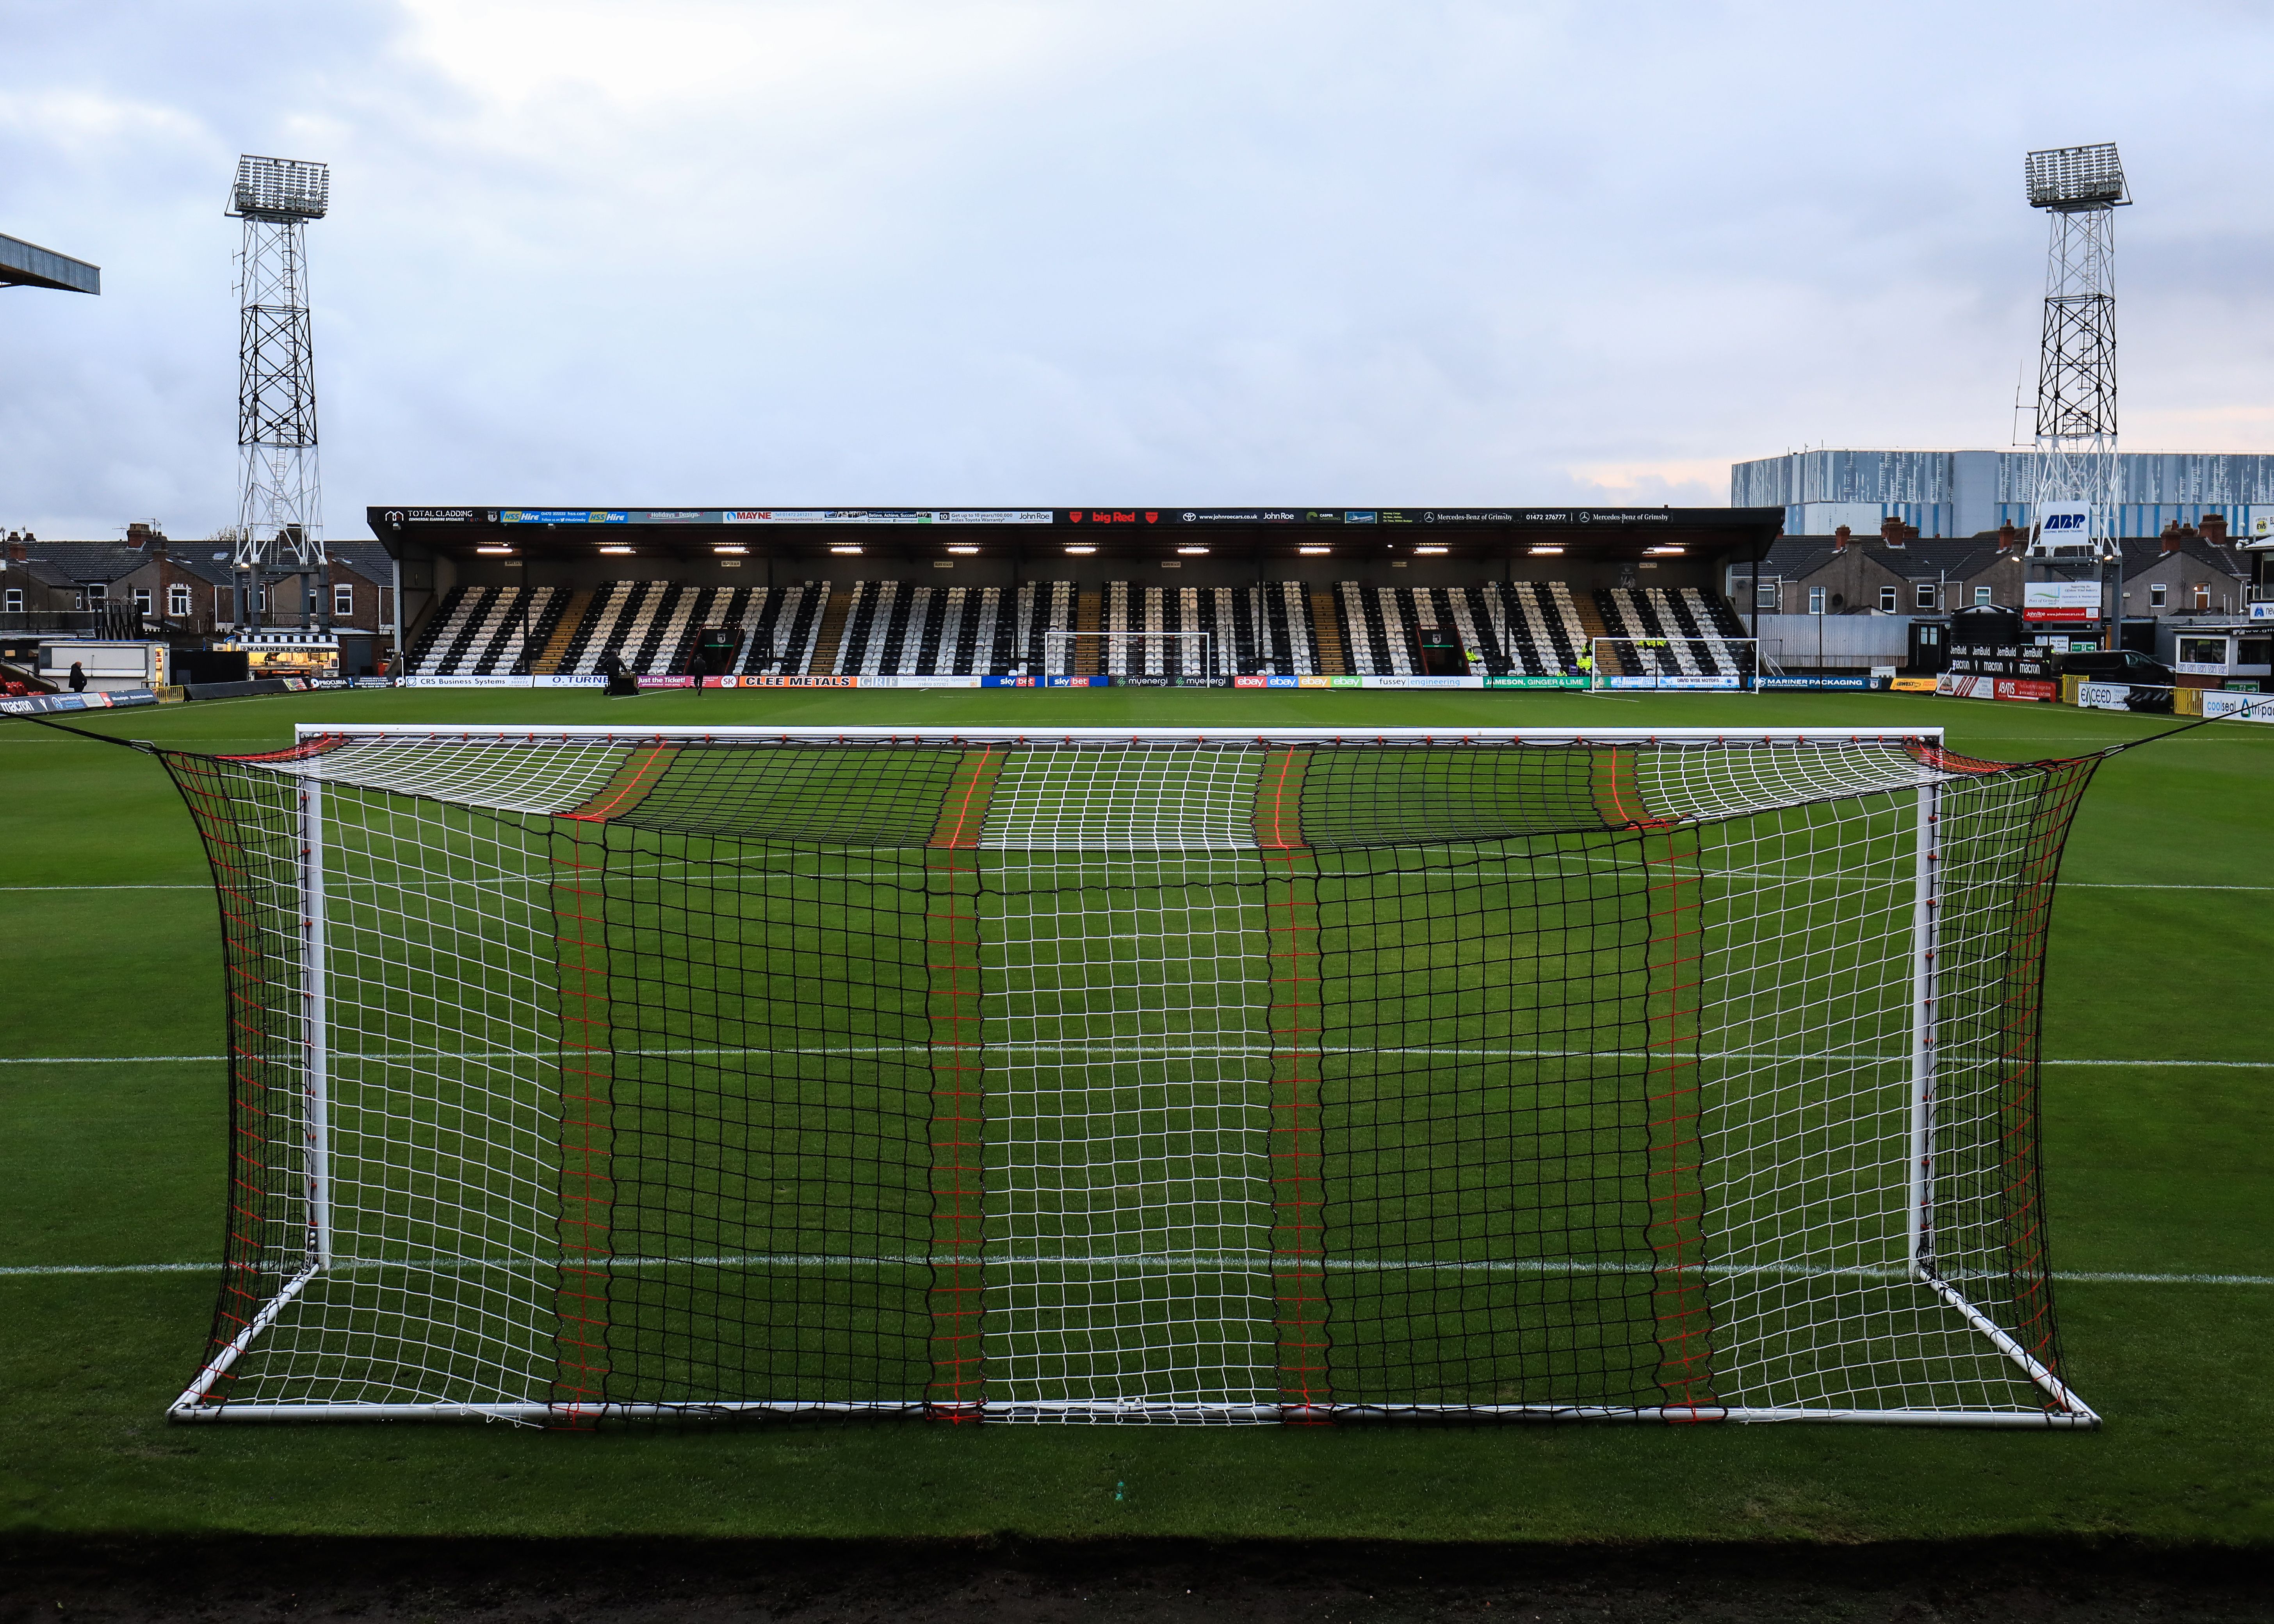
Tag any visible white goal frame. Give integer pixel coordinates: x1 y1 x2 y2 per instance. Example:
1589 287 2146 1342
1042 628 1215 679
165 724 2097 1428
1589 636 1760 692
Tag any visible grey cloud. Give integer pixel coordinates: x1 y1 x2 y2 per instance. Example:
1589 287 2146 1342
4 0 2273 537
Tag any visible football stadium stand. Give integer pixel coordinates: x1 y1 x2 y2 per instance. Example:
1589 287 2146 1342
1100 582 1318 677
404 585 570 677
1594 584 1755 677
831 582 1078 676
1336 582 1596 677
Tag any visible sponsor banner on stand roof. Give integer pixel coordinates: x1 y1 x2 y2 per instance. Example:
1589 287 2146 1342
501 509 628 526
719 510 1054 526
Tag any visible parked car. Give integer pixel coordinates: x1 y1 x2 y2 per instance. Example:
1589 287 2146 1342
2056 647 2176 712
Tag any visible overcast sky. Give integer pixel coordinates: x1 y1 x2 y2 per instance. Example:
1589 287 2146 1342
5 0 2272 541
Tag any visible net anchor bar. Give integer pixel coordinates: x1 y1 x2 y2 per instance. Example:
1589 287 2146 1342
166 1262 320 1416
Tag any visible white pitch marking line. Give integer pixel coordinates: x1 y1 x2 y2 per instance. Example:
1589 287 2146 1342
9 879 2270 893
0 1256 2265 1287
5 1050 2273 1068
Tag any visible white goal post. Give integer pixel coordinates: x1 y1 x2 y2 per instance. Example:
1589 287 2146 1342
1589 636 1761 692
1041 628 1214 678
161 724 2099 1428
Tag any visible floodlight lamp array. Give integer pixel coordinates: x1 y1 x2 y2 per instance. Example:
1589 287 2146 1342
2024 144 2128 211
230 156 331 221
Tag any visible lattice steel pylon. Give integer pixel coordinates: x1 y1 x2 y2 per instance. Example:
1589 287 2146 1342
227 156 329 631
2025 144 2128 544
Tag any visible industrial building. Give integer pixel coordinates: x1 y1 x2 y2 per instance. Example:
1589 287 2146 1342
1732 449 2274 540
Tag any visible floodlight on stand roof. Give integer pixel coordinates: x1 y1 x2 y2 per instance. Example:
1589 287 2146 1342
2025 144 2128 211
228 157 331 221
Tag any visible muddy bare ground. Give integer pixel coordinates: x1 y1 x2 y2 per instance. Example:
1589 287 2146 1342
3 1537 2271 1623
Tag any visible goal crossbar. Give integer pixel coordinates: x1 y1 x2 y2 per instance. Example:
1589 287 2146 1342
158 723 2099 1428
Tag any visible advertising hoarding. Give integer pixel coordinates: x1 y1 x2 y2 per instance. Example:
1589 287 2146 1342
2022 582 2103 624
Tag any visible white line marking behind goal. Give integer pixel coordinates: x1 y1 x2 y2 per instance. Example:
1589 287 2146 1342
1 1257 2265 1286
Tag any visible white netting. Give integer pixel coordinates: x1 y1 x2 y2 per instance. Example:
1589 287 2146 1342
162 728 2097 1426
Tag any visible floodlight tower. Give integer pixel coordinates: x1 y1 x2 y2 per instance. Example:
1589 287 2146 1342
226 156 329 632
2024 142 2127 644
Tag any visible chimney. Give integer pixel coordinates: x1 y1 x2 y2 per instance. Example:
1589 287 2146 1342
2201 512 2229 544
5 540 23 563
127 521 154 548
2163 525 2185 555
1879 516 1905 544
1996 523 2021 550
1833 525 1852 551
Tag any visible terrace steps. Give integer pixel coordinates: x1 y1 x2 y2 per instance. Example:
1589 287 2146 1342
529 589 591 674
806 590 851 675
1307 589 1348 675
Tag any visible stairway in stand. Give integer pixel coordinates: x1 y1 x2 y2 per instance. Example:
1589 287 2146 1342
1572 590 1609 647
528 589 591 675
1307 588 1347 675
804 590 852 675
1075 591 1102 676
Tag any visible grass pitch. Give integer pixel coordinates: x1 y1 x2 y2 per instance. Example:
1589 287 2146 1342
2 686 2269 1541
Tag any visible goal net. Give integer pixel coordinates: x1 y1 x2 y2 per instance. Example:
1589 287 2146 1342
1590 637 1759 691
1042 629 1214 679
158 725 2099 1427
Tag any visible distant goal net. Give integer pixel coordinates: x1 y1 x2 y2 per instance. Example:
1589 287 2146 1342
160 725 2098 1427
1042 628 1214 679
1591 637 1760 691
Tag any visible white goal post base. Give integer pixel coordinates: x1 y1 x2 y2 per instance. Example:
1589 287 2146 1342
159 724 2098 1429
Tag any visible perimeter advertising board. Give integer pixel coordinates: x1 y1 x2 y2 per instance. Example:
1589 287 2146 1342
1937 674 2057 702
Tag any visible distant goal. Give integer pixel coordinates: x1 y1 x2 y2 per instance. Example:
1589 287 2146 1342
1590 636 1760 691
1041 628 1214 679
162 725 2099 1427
